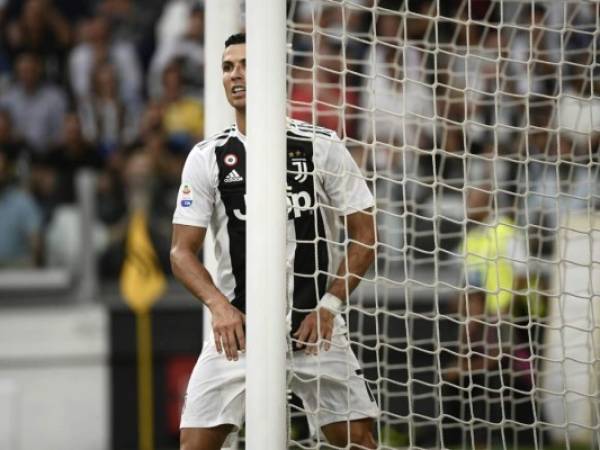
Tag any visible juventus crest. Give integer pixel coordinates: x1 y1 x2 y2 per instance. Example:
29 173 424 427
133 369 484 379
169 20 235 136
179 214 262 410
289 149 309 184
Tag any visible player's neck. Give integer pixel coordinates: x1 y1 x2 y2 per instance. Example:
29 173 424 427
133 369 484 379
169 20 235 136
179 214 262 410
235 109 246 136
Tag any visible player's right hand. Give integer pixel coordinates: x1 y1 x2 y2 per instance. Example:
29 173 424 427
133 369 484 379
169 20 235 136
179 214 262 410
210 299 246 361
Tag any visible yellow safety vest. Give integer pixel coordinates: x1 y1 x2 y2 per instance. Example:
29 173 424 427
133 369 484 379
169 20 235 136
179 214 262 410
462 218 518 315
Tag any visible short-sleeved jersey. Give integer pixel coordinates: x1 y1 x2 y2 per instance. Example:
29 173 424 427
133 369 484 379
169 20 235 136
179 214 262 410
173 118 374 331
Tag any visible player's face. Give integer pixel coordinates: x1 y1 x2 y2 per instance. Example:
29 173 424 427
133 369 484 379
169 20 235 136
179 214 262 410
222 44 246 111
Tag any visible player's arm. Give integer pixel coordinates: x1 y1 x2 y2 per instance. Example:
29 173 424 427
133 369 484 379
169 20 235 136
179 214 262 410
294 133 376 354
327 208 376 301
170 224 245 361
294 208 376 354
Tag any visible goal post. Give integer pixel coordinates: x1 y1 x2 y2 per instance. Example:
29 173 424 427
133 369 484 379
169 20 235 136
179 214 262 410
245 1 288 450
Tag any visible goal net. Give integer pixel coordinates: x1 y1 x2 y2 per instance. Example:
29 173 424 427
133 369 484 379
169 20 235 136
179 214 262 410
284 1 600 448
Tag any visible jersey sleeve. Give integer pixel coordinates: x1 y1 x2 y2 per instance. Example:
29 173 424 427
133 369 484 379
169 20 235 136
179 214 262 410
320 134 374 215
172 145 215 228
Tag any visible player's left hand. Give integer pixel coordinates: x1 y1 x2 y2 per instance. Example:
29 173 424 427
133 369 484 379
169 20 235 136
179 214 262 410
293 307 335 354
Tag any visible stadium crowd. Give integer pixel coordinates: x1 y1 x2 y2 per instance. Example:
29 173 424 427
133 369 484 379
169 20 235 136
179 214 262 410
0 0 598 281
0 0 204 274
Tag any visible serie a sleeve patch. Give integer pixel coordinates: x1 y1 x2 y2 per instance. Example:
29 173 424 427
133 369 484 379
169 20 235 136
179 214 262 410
180 184 194 207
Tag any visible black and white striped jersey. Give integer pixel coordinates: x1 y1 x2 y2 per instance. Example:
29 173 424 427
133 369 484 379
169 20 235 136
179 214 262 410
173 118 374 331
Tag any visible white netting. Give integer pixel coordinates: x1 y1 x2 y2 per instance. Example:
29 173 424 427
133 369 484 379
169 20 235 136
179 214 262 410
284 1 600 448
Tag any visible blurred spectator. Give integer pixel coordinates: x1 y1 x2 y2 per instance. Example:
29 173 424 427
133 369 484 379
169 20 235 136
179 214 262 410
288 0 314 53
43 112 109 268
356 10 436 256
560 2 596 66
293 0 371 52
0 108 31 167
444 185 536 447
96 0 153 44
290 39 359 138
96 0 162 69
509 4 559 99
0 1 12 89
558 77 600 151
154 0 201 50
148 3 204 99
158 61 203 152
0 150 42 267
47 113 104 204
521 129 600 256
99 146 177 277
69 14 142 105
78 62 140 156
4 0 71 83
0 52 67 153
145 130 185 184
28 153 59 224
359 12 434 153
464 27 515 149
96 164 126 240
138 101 165 141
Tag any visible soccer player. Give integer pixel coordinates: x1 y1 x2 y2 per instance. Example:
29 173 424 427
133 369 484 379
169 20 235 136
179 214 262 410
170 33 378 450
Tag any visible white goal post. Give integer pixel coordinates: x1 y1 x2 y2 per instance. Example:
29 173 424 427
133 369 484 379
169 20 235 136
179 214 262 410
245 1 288 450
207 1 600 449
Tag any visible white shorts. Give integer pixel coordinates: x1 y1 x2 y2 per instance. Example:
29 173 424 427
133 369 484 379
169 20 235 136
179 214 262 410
180 330 378 445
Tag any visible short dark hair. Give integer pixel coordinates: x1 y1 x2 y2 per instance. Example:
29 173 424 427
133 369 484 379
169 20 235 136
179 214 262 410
225 33 246 48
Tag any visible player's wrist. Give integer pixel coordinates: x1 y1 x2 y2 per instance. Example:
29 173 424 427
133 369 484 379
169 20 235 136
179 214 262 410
205 295 229 312
318 293 345 315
